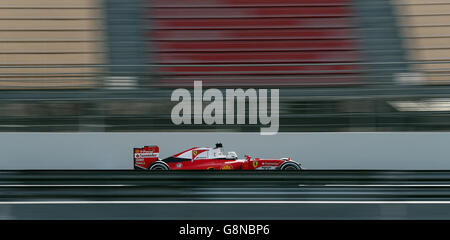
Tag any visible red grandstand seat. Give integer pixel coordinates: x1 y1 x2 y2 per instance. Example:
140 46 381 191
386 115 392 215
149 0 363 87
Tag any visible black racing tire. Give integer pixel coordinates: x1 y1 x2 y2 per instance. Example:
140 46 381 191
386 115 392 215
148 162 170 170
280 162 301 171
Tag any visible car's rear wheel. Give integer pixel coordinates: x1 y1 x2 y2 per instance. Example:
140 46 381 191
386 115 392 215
280 162 301 171
149 162 169 170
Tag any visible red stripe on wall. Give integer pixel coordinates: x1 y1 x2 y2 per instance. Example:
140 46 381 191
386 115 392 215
152 29 357 41
153 0 351 8
153 18 354 29
152 7 352 19
158 51 361 64
154 40 359 52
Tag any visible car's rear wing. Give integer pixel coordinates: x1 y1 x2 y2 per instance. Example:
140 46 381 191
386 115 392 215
134 145 159 170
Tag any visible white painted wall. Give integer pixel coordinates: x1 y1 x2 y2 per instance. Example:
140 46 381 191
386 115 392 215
0 132 449 170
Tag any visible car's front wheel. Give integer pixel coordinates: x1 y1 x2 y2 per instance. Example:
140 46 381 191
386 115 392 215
280 162 301 171
148 162 170 170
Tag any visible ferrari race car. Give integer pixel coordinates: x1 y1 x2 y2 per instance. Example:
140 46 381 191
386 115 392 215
134 143 302 170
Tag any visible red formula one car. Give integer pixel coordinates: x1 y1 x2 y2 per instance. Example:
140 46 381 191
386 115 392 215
134 143 302 170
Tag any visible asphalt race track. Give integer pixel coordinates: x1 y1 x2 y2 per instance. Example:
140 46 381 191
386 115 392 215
1 170 450 219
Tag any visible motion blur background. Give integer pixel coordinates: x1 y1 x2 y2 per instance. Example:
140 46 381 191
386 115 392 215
1 1 450 220
0 0 449 132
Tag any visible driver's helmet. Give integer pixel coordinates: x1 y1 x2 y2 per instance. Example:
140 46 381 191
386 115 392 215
226 152 238 159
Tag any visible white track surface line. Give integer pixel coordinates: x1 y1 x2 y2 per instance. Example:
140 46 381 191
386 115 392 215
0 185 130 187
321 184 450 187
1 201 450 204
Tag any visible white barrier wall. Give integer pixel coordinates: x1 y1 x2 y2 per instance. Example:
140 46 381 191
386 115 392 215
0 132 449 170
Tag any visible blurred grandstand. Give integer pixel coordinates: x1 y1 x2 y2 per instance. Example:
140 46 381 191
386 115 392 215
0 0 449 131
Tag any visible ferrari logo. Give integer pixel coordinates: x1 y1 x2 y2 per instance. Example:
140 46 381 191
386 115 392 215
253 161 258 168
192 150 198 159
221 165 233 170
